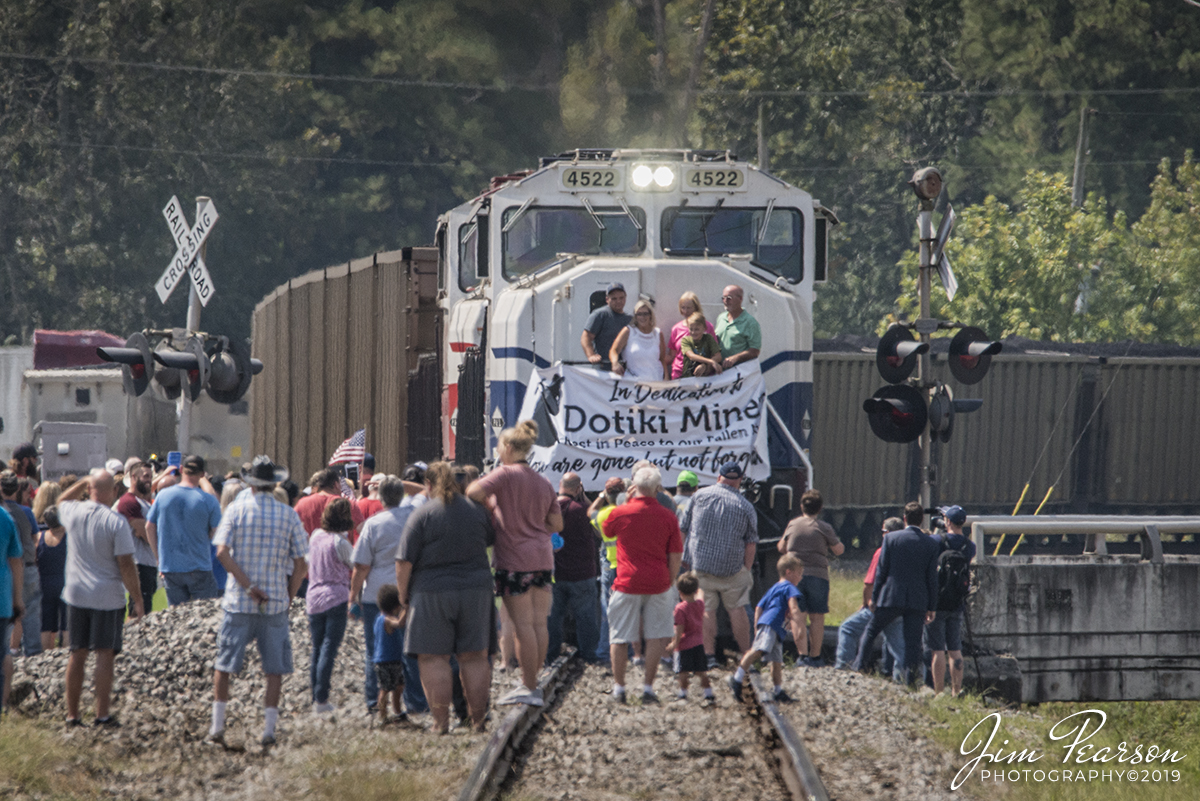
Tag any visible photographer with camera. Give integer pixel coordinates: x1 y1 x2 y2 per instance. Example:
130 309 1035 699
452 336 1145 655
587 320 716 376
924 505 975 697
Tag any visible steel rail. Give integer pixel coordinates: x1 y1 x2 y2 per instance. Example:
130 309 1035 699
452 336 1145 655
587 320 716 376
458 649 578 801
747 673 831 801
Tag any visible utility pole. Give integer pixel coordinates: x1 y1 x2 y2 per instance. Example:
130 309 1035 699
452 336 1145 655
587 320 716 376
757 100 770 172
1072 105 1094 208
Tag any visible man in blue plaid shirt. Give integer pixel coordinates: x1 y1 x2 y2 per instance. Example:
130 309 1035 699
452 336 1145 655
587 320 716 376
679 461 758 668
209 456 308 747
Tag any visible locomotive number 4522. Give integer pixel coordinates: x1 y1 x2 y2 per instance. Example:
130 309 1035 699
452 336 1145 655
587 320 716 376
561 167 621 190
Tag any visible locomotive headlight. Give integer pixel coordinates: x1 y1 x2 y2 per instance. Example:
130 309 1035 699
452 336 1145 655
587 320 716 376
631 164 676 191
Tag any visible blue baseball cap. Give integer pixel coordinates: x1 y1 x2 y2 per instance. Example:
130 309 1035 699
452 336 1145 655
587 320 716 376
718 461 744 479
939 505 967 525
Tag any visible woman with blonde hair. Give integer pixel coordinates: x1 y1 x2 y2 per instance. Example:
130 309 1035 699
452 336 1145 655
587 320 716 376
466 420 563 706
668 291 716 379
610 299 670 380
396 462 495 733
33 482 68 650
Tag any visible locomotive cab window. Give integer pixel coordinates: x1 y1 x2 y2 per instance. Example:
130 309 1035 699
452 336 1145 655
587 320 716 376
502 205 645 279
458 217 488 292
661 206 804 283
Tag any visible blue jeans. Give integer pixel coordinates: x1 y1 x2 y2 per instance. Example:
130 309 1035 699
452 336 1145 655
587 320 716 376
835 606 905 682
19 565 42 656
359 602 427 713
163 570 220 606
547 577 601 664
308 603 348 704
853 607 926 685
596 567 615 662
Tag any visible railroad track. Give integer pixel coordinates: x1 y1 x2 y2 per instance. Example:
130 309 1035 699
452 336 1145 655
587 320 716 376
459 651 830 801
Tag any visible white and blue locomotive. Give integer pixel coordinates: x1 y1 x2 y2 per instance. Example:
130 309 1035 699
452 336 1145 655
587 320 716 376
436 148 836 523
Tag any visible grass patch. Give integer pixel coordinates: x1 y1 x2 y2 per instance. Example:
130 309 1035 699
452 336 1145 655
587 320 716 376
304 736 475 801
910 692 1199 799
824 568 866 627
0 716 116 799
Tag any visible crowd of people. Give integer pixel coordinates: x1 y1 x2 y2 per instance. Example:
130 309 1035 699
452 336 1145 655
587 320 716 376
0 412 975 739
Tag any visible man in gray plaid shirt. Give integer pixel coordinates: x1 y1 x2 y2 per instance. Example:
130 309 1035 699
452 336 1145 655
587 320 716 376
679 462 758 668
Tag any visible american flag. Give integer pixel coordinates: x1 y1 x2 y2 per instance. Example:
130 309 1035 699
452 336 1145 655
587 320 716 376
329 428 366 465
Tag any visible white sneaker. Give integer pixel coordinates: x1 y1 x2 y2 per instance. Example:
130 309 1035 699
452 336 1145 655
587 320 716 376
497 686 543 706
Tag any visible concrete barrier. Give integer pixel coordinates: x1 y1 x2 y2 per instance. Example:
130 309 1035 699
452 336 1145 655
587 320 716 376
968 516 1200 703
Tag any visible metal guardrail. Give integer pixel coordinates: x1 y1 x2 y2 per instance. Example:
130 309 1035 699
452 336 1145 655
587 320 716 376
458 649 578 801
747 673 831 801
971 515 1200 563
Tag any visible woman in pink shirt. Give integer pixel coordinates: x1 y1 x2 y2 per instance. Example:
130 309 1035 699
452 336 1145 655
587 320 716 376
466 420 563 706
668 292 716 379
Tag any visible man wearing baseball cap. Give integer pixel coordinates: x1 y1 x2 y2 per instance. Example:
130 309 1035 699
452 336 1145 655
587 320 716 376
679 461 758 667
926 505 976 696
673 470 699 522
147 455 223 606
580 283 631 371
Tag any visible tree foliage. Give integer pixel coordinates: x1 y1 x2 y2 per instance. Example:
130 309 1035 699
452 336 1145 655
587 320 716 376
894 154 1200 345
1 0 1198 346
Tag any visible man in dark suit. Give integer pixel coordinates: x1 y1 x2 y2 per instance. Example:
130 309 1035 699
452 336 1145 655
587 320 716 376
852 501 942 685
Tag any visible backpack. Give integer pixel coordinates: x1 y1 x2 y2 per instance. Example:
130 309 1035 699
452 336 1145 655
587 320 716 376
935 535 971 612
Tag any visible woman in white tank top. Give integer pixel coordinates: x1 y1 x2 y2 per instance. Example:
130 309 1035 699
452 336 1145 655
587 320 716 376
609 299 670 380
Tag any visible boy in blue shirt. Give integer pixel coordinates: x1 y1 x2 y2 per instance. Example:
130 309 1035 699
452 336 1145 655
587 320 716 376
373 584 408 724
728 553 805 703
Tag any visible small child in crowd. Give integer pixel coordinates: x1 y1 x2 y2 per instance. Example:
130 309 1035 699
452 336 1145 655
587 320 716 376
669 572 714 706
373 584 408 724
679 312 723 377
728 553 806 703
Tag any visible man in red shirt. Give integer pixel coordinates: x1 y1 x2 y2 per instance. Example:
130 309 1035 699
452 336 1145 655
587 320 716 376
603 465 683 704
294 468 364 543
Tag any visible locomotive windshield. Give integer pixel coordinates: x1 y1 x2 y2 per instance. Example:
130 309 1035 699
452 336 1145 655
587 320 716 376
502 205 645 278
662 206 804 283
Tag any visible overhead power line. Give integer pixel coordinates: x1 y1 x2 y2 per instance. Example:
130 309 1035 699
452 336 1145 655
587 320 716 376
53 140 1180 175
59 141 463 168
3 50 1200 99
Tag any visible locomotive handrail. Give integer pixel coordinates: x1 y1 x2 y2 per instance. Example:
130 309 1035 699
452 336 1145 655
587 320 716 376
766 398 815 490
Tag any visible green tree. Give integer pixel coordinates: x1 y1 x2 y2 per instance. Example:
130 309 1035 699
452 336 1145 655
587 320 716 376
697 0 981 338
894 156 1200 345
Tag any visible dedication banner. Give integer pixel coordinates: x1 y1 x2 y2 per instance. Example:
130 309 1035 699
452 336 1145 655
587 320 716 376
517 362 771 491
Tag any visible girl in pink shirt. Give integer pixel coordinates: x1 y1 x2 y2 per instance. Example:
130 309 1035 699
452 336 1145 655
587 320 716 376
668 292 717 379
466 420 563 706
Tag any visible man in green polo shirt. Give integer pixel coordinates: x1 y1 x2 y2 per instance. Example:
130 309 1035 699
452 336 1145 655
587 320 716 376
715 285 762 369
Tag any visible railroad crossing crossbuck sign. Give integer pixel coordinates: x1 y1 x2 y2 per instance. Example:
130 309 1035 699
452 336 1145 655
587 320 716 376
154 196 218 306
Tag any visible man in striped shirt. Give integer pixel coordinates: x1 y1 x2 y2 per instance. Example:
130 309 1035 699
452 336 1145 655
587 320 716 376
679 461 758 667
209 456 308 747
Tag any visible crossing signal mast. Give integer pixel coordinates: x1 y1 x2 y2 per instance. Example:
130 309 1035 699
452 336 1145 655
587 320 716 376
94 195 264 453
862 168 1002 510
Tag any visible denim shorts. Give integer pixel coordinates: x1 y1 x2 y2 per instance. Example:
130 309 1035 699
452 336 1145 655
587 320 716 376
925 609 963 652
214 611 294 675
798 576 829 614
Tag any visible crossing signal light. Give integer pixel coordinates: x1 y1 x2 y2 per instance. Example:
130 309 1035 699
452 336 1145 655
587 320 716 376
876 325 929 384
928 385 984 442
863 384 928 443
948 326 1002 385
206 337 259 404
96 332 154 396
152 336 208 401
